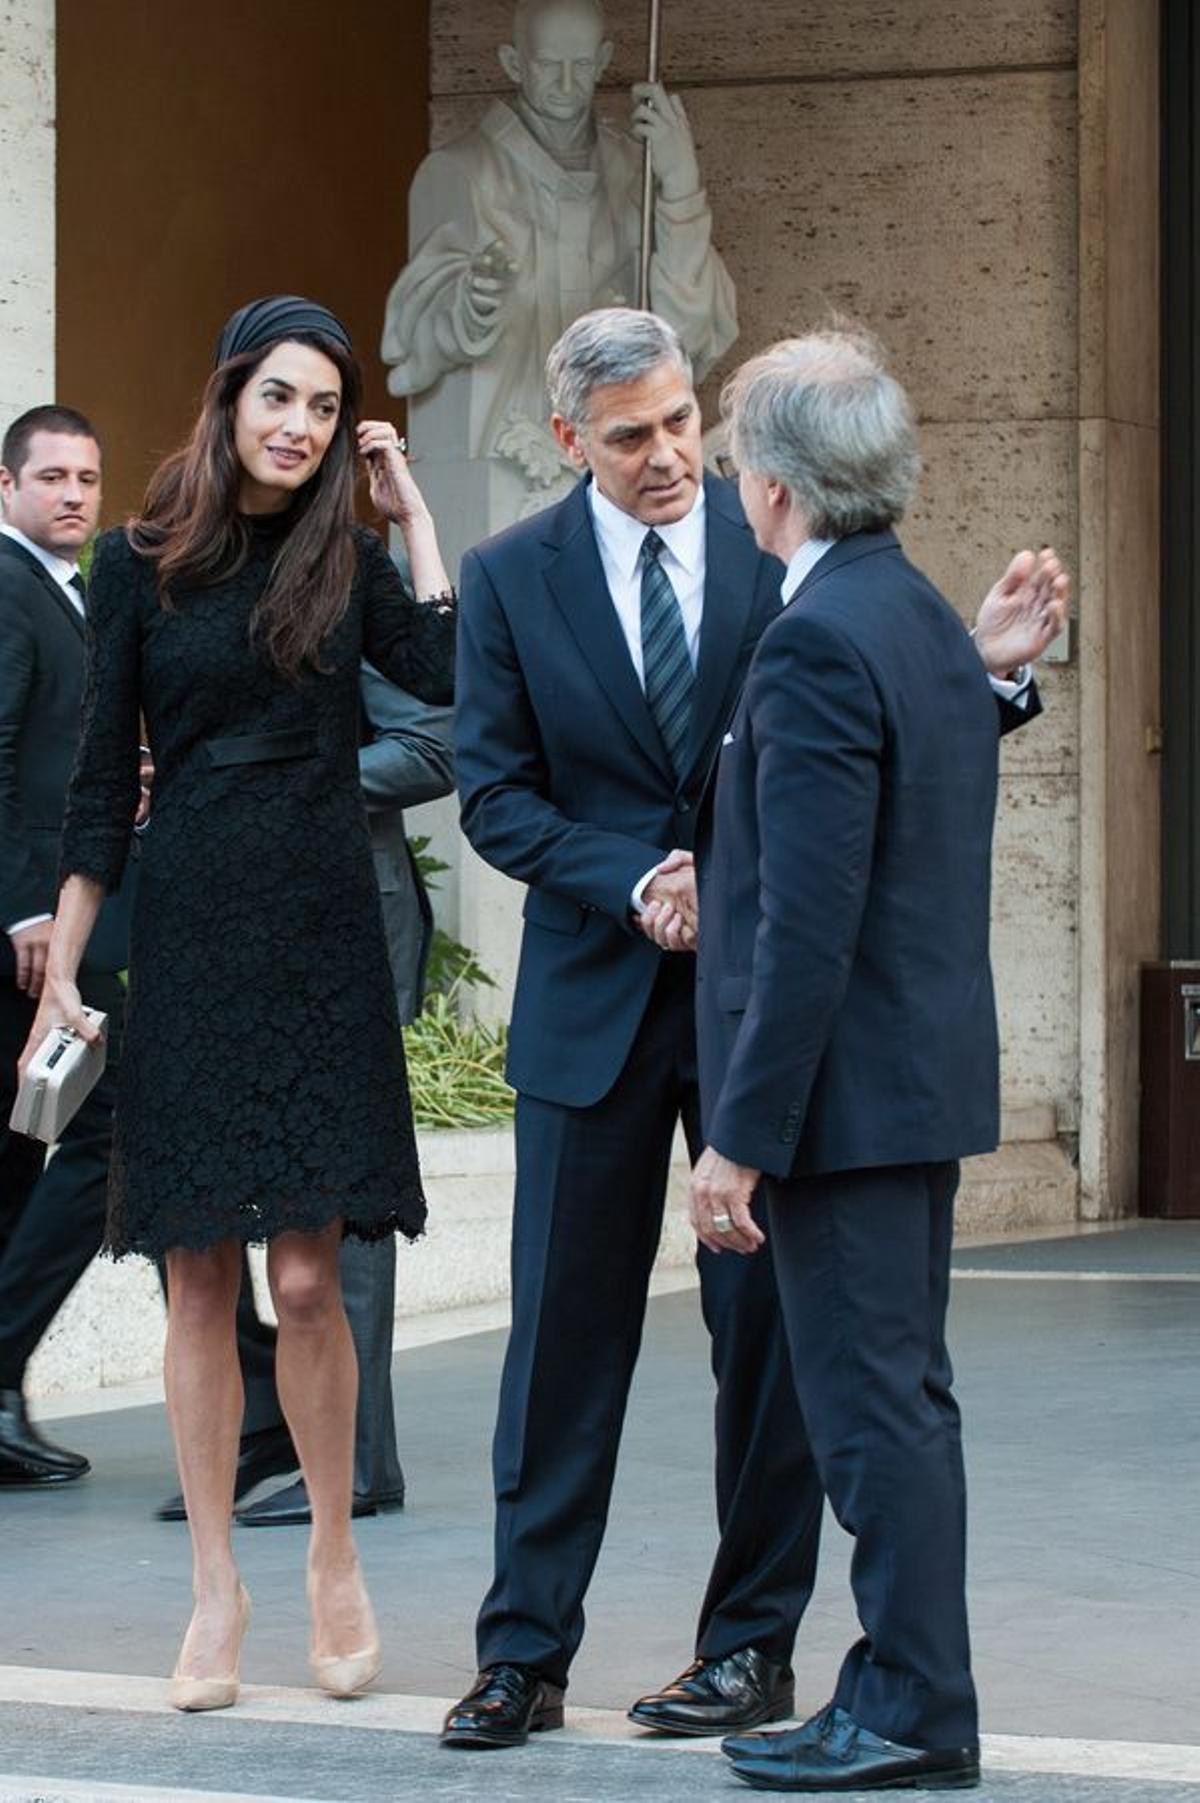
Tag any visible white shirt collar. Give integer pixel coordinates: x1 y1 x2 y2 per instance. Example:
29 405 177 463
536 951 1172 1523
780 536 837 606
588 479 706 583
0 522 81 591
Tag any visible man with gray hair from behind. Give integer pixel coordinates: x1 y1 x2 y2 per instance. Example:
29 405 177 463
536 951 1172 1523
693 325 1002 1791
447 302 1066 1753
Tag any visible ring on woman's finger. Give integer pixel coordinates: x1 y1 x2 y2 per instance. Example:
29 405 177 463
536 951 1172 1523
712 1213 733 1234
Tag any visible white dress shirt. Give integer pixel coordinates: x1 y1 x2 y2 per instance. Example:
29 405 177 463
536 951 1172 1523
2 525 86 935
588 480 706 684
586 484 707 913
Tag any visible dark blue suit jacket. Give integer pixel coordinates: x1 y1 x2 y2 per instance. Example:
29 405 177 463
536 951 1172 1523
455 474 782 1106
696 530 1002 1178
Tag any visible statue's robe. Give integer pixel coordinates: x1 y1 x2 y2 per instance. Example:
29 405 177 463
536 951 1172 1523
382 100 738 472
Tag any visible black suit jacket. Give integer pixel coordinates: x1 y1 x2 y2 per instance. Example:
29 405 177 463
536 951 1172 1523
455 473 783 1107
696 529 1003 1179
0 533 134 971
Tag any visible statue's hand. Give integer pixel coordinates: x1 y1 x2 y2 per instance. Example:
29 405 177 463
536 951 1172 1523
462 238 518 339
631 82 701 203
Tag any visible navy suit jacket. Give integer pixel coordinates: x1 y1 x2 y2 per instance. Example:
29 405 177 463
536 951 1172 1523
696 529 1003 1179
456 473 782 1106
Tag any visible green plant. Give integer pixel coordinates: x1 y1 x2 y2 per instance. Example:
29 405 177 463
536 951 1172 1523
406 986 513 1129
405 837 513 1128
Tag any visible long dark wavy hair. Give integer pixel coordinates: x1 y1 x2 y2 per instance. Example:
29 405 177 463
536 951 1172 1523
128 331 363 680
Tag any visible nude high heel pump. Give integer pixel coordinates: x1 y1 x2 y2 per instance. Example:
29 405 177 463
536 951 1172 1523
170 1583 251 1712
308 1568 381 1699
309 1639 382 1699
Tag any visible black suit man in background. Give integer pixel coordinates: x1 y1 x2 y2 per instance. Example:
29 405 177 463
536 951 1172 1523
697 330 1003 1793
0 406 134 1486
443 307 1067 1748
156 667 456 1526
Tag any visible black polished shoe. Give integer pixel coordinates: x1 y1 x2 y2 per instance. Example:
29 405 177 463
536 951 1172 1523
722 1704 980 1791
0 1388 89 1484
235 1475 405 1526
440 1663 565 1748
629 1647 795 1737
155 1423 297 1521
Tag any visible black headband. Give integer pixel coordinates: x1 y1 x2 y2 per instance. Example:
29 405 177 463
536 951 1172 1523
215 295 353 368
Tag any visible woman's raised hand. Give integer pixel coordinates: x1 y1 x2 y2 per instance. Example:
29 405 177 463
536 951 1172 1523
357 421 430 530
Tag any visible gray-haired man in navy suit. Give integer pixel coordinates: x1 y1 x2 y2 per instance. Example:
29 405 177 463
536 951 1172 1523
697 329 1004 1792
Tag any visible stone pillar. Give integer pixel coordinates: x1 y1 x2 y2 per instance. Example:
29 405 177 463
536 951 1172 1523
0 0 55 420
1077 0 1162 1217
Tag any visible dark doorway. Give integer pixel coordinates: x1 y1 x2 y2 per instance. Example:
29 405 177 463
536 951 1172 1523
1163 0 1200 955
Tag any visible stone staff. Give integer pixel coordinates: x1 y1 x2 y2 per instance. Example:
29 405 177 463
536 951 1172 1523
638 0 664 308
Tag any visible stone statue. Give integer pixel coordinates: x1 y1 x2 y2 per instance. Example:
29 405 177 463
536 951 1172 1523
382 0 738 568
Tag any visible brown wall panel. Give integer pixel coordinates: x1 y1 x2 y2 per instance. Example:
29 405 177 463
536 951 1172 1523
57 0 429 524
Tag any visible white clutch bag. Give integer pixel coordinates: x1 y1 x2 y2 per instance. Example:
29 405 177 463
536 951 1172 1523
9 1008 108 1144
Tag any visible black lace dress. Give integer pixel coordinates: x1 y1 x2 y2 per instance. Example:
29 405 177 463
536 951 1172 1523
60 517 455 1258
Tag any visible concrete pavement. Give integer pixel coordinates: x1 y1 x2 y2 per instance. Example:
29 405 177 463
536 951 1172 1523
0 1221 1196 1800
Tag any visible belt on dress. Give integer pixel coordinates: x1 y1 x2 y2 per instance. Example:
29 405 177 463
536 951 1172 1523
204 727 318 767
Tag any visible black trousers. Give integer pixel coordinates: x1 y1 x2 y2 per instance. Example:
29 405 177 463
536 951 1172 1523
767 1160 977 1750
0 965 125 1390
476 956 823 1687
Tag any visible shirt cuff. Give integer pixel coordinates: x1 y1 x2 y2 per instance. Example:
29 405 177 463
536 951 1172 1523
7 913 53 936
988 665 1033 706
631 863 661 915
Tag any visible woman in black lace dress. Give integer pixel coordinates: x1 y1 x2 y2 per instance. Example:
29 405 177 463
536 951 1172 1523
21 297 456 1710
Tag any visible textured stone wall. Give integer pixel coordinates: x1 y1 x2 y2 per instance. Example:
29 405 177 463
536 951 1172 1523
426 0 1084 1149
0 0 55 422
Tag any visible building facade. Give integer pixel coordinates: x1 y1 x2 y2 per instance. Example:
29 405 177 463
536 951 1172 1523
0 0 1167 1235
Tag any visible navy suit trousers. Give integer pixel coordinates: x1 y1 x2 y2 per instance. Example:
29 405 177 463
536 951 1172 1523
766 1160 977 1749
477 954 823 1687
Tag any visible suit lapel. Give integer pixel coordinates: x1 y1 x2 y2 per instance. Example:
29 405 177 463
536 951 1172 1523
0 535 86 641
682 476 762 785
542 483 673 779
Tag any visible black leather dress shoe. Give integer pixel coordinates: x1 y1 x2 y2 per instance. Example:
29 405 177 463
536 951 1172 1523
722 1704 980 1791
440 1663 565 1748
0 1389 89 1485
629 1647 795 1737
235 1475 405 1526
155 1423 297 1521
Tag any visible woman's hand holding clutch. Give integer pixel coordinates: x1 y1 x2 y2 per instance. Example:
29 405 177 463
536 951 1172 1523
18 973 100 1087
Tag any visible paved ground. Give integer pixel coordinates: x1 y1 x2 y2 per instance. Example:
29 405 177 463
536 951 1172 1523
1 1221 1197 1801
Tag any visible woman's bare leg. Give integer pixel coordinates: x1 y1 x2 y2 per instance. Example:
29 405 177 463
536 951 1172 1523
267 1224 376 1660
163 1239 245 1677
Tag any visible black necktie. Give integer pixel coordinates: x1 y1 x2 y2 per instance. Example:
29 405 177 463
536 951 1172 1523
640 530 694 779
67 572 87 612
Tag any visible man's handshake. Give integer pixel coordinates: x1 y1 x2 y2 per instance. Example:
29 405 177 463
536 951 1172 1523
637 849 698 952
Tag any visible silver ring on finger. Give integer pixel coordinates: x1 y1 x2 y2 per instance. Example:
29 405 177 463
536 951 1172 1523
712 1213 733 1234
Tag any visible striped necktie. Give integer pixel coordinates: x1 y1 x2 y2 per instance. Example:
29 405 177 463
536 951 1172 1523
640 529 694 779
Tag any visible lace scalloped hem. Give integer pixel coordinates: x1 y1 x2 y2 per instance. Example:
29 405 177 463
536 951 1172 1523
100 1201 427 1261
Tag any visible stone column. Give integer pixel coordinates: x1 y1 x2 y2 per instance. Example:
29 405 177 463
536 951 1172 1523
0 0 56 420
1077 0 1162 1217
